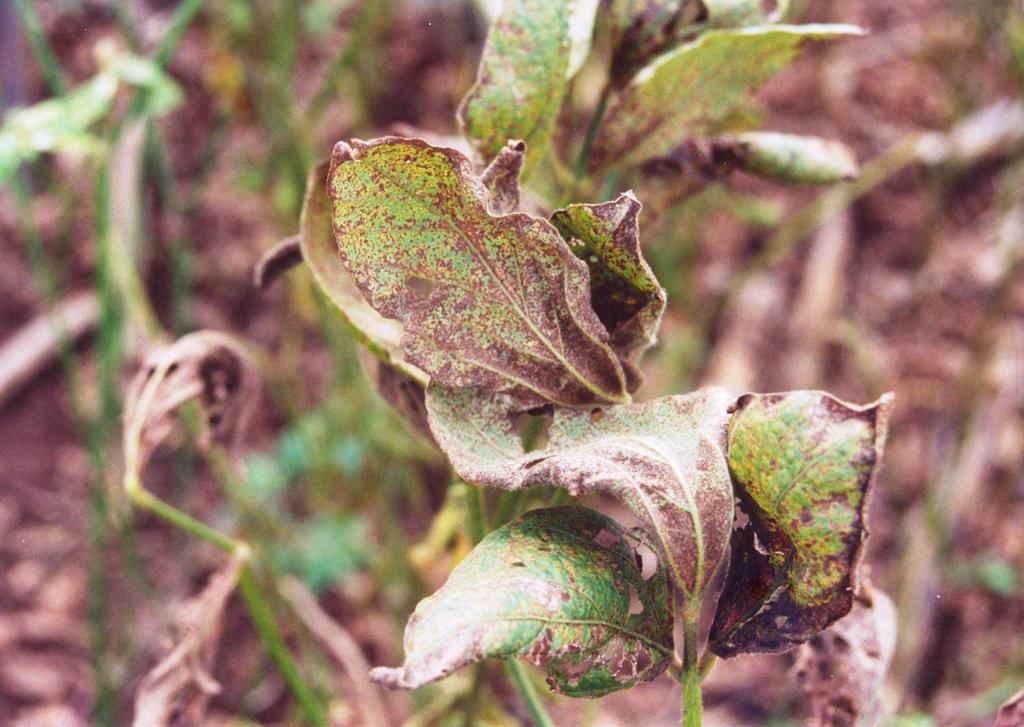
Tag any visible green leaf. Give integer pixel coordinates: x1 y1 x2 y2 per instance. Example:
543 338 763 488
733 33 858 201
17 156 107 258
327 137 631 408
426 386 734 599
370 506 674 697
551 192 666 371
588 24 863 173
717 132 860 184
458 0 600 173
709 391 892 657
0 49 182 186
298 159 426 385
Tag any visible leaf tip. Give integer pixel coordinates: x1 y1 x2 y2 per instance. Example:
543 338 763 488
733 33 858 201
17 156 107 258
368 666 410 690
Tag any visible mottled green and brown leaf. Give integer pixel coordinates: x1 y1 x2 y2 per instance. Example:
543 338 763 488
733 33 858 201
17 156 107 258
589 24 863 173
426 386 734 598
458 0 599 173
551 192 666 372
370 506 674 697
607 0 706 86
298 160 426 384
327 137 630 408
709 391 892 657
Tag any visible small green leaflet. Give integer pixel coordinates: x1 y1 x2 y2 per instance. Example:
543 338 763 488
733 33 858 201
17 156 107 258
327 137 631 408
0 49 182 186
709 391 892 657
370 506 674 697
426 385 734 599
588 24 864 173
459 0 599 173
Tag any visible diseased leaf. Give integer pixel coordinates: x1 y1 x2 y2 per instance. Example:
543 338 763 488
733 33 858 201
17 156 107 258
551 192 666 370
791 584 897 727
370 506 674 697
607 0 707 86
426 386 734 598
459 0 600 172
709 391 892 657
327 137 630 408
718 132 860 184
480 139 527 215
702 0 765 27
589 24 863 173
299 159 426 385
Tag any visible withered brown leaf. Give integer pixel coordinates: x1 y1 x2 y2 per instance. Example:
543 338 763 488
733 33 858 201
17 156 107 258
791 584 897 727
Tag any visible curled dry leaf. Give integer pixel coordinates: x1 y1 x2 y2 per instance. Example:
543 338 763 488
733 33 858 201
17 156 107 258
123 331 261 477
459 0 600 172
710 391 893 657
589 24 863 173
551 191 666 373
253 235 302 291
327 137 631 408
370 506 674 697
480 139 527 215
996 689 1024 727
716 132 860 185
132 548 248 727
426 386 734 599
791 585 897 727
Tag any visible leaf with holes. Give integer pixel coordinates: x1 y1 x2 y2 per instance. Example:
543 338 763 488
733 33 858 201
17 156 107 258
791 584 897 727
588 24 863 173
459 0 600 173
426 385 734 601
327 136 631 408
551 192 665 374
709 391 892 657
370 506 673 697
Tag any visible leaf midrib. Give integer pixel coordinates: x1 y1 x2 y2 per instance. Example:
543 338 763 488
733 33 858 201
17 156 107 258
342 159 629 404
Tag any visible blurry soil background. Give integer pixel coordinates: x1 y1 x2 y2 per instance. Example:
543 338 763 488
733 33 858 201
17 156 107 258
1 0 1023 725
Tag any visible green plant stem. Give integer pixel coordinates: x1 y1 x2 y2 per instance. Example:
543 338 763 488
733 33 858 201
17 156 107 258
461 664 486 727
153 0 205 66
507 659 556 727
307 0 377 123
681 610 702 727
12 0 67 95
462 480 488 545
124 472 329 726
125 474 238 552
238 570 330 727
574 84 611 186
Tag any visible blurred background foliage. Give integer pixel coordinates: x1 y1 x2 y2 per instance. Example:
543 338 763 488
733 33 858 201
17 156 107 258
0 0 1022 725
